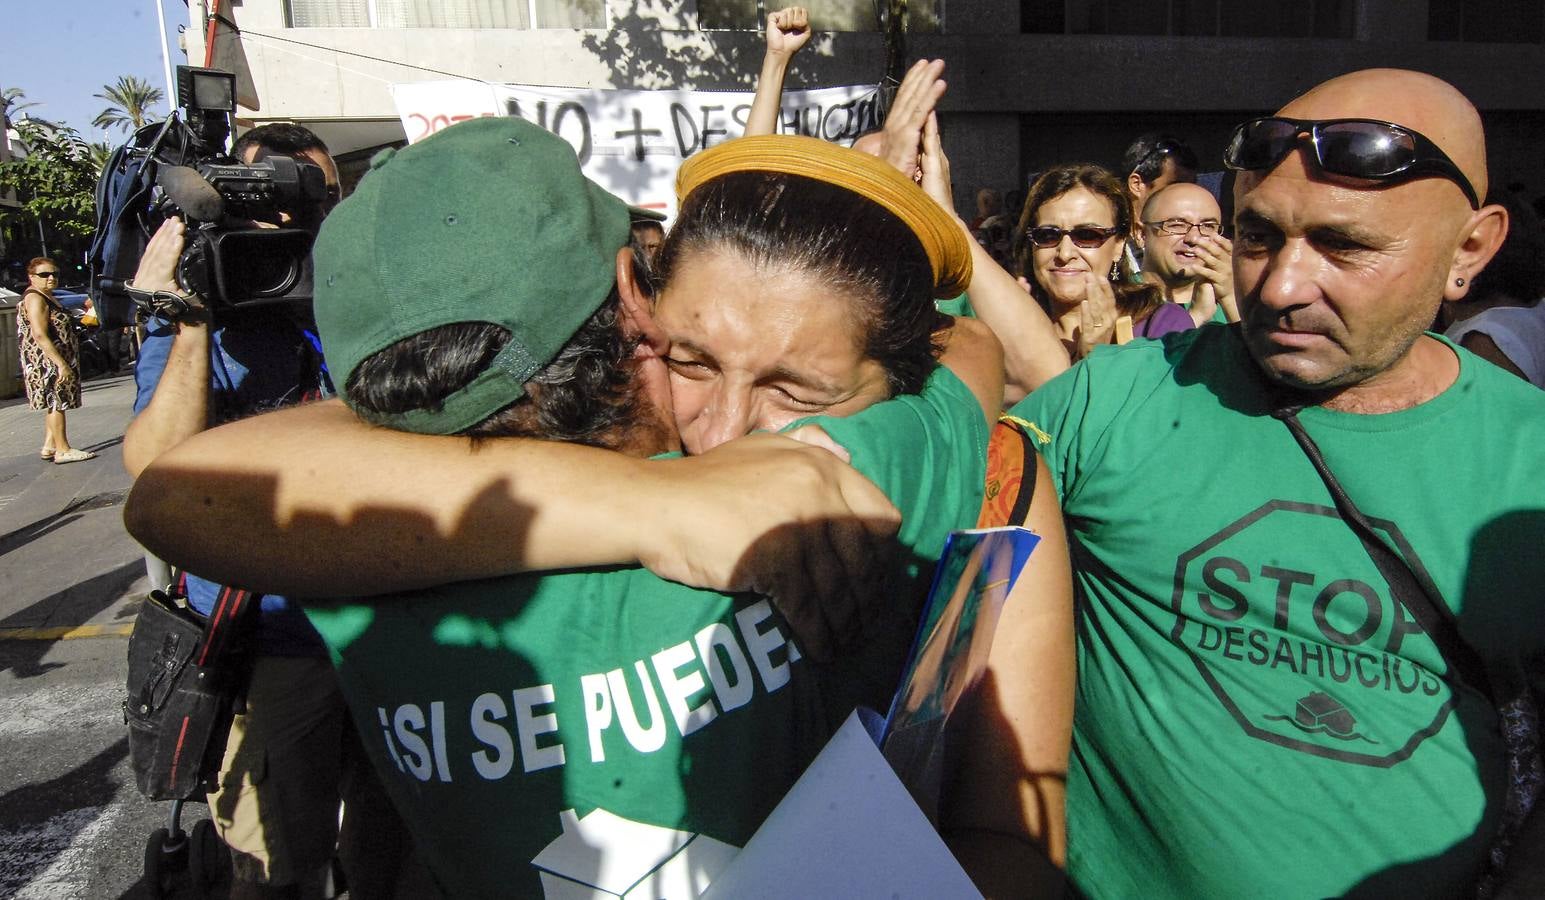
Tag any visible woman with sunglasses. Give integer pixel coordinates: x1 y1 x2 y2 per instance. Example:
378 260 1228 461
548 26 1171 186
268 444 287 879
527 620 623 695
1012 164 1194 362
17 258 95 464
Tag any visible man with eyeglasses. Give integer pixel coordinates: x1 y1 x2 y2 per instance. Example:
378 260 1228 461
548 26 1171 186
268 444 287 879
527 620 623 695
1012 69 1545 897
1138 182 1238 326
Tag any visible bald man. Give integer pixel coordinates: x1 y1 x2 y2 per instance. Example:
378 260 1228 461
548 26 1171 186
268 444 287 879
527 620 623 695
1140 182 1238 324
1011 69 1544 897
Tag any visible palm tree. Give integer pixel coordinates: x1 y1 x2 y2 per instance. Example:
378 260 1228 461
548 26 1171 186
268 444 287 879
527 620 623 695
86 141 113 174
92 76 164 134
1 86 39 128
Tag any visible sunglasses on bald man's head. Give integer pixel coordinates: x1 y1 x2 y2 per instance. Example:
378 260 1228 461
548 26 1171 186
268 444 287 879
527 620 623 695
1223 116 1481 209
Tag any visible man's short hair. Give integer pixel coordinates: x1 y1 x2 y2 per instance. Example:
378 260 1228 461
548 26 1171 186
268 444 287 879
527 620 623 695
346 294 642 445
234 122 330 160
1122 133 1199 186
345 245 653 446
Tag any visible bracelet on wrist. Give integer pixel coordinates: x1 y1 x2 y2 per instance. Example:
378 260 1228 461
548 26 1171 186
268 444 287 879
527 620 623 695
124 280 210 324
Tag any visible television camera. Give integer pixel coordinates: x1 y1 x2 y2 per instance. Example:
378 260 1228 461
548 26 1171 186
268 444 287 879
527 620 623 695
89 66 329 328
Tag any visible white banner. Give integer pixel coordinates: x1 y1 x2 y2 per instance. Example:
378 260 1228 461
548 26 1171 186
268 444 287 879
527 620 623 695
389 80 883 219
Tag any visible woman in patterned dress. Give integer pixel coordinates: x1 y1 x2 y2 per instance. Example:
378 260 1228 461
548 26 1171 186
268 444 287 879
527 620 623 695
17 258 95 464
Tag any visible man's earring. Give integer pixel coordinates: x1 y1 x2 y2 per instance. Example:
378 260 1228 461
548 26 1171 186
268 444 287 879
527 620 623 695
1456 276 1466 287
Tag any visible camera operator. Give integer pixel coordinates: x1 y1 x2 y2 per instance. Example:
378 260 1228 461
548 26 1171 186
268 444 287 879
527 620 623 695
123 124 401 900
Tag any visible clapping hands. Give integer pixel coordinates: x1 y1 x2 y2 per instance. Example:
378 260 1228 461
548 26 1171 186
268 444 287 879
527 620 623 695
1183 234 1237 324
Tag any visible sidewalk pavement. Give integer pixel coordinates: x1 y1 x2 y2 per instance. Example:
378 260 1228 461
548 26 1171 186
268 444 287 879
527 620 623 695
0 369 213 900
0 370 152 644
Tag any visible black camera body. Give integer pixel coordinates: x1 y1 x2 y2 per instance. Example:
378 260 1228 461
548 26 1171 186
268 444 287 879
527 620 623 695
171 154 328 309
90 67 326 328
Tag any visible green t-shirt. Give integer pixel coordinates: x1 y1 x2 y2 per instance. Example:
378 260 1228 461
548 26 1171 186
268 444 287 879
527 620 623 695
1173 297 1227 324
935 292 976 318
1012 325 1545 899
305 365 987 899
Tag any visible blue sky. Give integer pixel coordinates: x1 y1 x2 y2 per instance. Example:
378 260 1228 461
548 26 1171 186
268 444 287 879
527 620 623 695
2 0 186 142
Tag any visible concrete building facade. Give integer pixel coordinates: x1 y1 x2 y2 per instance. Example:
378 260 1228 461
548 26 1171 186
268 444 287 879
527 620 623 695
187 0 1545 215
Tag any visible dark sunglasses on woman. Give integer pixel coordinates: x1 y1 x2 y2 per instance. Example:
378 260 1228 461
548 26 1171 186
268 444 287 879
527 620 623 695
1026 225 1122 249
1223 116 1481 209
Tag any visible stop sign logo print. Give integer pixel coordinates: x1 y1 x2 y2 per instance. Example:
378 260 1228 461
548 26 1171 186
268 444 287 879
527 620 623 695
1167 500 1456 768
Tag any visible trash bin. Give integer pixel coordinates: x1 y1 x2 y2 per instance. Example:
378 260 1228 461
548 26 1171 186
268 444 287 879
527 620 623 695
0 305 20 399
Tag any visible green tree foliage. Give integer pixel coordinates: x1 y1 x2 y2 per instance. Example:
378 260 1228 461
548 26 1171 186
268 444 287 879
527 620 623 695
92 75 164 134
1 86 39 127
0 121 100 237
86 141 113 173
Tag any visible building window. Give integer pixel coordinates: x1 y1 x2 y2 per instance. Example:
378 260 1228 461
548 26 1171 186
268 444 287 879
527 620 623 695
1022 0 1352 37
1429 0 1545 42
285 0 604 29
699 0 942 33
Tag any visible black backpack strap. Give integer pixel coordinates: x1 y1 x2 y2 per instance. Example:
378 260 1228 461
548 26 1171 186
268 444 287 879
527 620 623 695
195 584 262 670
1271 405 1493 701
1005 419 1038 528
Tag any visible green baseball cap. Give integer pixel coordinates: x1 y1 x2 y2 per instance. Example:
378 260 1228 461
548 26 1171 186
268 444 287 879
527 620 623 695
313 116 632 434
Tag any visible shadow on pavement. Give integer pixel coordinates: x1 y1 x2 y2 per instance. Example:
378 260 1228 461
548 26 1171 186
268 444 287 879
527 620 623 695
0 736 129 824
0 559 144 678
83 436 125 454
80 376 132 395
0 738 132 898
0 489 130 560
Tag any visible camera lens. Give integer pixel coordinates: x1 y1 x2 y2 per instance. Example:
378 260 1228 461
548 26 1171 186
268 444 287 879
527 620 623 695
210 229 315 303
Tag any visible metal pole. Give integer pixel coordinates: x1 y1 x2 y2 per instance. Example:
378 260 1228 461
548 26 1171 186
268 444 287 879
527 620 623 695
153 0 178 108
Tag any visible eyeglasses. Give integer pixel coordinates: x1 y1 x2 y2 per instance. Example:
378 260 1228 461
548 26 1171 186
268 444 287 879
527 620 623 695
1224 116 1481 209
33 271 59 278
1144 218 1221 237
1026 225 1122 249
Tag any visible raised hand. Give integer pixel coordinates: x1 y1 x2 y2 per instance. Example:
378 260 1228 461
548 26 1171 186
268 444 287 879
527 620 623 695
1190 234 1237 322
918 110 955 215
765 6 811 59
1188 280 1219 326
879 59 947 183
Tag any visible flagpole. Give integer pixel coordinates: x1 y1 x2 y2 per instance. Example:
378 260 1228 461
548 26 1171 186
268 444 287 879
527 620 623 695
153 0 178 107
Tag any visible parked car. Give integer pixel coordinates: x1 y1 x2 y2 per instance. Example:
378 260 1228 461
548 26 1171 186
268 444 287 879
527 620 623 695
51 289 91 313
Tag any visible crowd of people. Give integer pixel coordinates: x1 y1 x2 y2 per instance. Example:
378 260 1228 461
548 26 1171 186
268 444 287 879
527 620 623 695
97 6 1545 899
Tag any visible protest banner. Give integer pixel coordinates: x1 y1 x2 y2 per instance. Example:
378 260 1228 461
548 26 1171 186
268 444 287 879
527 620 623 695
390 80 883 219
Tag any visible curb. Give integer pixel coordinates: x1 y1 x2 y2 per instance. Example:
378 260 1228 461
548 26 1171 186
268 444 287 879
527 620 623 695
0 623 135 641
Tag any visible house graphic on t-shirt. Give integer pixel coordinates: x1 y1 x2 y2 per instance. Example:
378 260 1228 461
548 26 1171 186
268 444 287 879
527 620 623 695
531 807 740 899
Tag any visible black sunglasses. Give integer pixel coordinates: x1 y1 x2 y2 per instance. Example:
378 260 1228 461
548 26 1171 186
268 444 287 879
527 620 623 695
1026 225 1121 249
1224 116 1480 209
33 270 59 278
